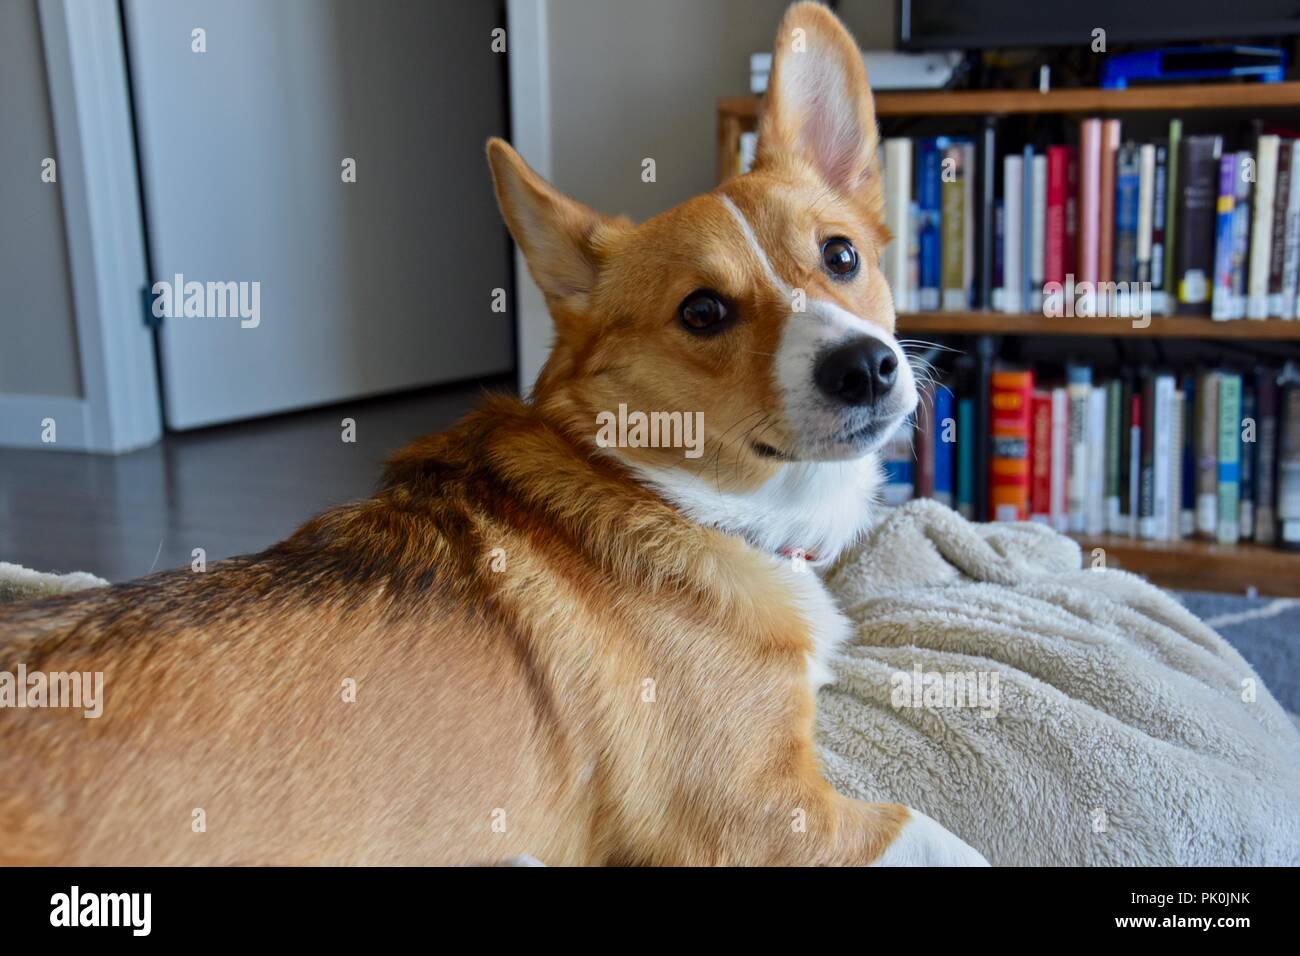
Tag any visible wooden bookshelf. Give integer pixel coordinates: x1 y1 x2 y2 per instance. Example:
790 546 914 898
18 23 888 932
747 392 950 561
1073 535 1300 596
896 311 1300 339
717 81 1300 186
718 81 1300 124
717 81 1300 596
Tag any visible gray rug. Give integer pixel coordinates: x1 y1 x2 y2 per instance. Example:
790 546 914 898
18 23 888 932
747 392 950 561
1176 590 1300 715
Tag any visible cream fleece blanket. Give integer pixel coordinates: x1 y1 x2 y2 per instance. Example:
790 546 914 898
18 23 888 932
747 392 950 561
818 499 1300 866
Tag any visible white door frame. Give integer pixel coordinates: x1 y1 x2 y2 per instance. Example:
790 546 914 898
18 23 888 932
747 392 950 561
0 0 159 453
505 0 553 395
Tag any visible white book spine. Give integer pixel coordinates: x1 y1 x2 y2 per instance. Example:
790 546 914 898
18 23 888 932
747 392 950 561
1086 387 1107 536
1152 376 1175 540
1002 156 1024 314
882 139 913 310
1283 141 1300 320
1050 387 1069 532
1168 389 1185 540
1247 136 1280 319
1137 144 1156 283
1030 155 1047 312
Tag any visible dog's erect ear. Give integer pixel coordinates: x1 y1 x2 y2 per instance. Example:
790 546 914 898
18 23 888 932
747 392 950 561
486 138 622 311
756 2 880 198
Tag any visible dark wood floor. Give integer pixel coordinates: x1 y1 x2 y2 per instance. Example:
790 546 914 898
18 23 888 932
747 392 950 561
0 376 510 582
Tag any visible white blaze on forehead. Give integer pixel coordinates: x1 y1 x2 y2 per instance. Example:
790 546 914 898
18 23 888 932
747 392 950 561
716 194 793 298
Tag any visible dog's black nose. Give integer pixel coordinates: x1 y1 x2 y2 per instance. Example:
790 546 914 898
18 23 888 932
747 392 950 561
813 338 898 406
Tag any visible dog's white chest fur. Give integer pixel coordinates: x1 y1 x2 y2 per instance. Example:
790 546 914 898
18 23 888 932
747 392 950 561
774 558 854 689
625 452 879 690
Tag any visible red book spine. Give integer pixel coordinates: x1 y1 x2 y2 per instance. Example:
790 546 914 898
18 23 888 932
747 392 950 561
991 370 1035 521
1030 391 1053 520
1065 145 1079 278
916 393 935 499
1045 147 1069 286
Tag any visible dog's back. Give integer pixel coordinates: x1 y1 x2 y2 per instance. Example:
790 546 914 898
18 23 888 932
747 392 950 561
0 402 607 865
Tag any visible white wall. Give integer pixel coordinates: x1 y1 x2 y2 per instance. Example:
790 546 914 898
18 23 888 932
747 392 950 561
0 0 82 398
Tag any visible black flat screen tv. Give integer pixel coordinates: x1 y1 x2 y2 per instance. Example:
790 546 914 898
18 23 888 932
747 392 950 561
898 0 1300 50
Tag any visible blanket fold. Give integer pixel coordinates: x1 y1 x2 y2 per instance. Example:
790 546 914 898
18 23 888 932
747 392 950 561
819 499 1300 866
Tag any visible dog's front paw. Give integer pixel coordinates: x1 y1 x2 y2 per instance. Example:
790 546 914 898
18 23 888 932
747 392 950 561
871 808 989 867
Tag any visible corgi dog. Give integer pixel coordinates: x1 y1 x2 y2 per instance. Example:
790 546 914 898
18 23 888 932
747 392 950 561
0 2 986 866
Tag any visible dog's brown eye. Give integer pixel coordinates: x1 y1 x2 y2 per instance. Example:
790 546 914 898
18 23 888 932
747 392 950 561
821 237 859 278
678 290 729 335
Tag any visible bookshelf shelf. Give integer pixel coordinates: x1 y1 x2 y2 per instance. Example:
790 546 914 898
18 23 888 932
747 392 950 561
718 82 1300 123
1071 535 1300 596
896 311 1300 339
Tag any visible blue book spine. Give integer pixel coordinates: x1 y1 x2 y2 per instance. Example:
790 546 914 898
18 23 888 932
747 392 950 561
1022 144 1034 310
916 138 942 311
1211 152 1237 321
933 386 954 506
956 396 974 517
1114 147 1141 284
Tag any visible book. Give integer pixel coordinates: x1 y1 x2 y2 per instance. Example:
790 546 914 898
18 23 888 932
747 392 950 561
1282 141 1300 319
1136 143 1156 290
1162 120 1183 315
916 138 943 311
933 384 955 507
1195 370 1219 538
1180 373 1198 538
941 144 967 311
1051 386 1069 532
1106 378 1123 533
1153 374 1176 540
1128 389 1142 537
1023 144 1035 312
1211 151 1237 321
1078 119 1102 286
991 370 1034 521
1098 120 1121 284
1217 372 1243 543
978 120 997 310
1151 142 1169 314
1087 385 1107 536
1139 375 1156 539
1067 364 1092 532
1175 135 1222 316
1247 135 1279 319
1002 155 1024 314
1030 153 1047 311
1269 137 1293 317
882 138 913 311
1278 365 1300 547
1230 151 1253 320
1255 370 1279 544
1240 381 1256 540
916 394 935 500
1045 146 1069 290
1030 391 1052 524
1169 388 1186 540
1115 143 1141 293
974 337 994 521
881 418 915 506
963 142 976 310
957 395 975 518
